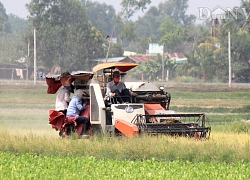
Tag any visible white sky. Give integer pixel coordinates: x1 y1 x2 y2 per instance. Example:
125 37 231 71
0 0 241 20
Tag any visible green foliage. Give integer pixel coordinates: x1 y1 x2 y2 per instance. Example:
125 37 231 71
0 2 11 33
126 36 152 54
120 21 137 41
121 0 151 20
8 15 29 35
229 122 250 134
0 152 250 179
104 43 124 58
134 7 162 40
217 20 250 83
130 57 162 81
240 105 250 113
159 16 185 51
84 1 117 36
158 0 196 26
183 7 250 83
0 2 26 63
129 0 196 55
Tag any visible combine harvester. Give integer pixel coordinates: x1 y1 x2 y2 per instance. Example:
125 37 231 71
47 62 211 139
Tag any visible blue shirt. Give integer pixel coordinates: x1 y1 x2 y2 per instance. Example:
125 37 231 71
66 96 86 117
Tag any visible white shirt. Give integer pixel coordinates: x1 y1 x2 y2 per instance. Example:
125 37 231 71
55 90 71 111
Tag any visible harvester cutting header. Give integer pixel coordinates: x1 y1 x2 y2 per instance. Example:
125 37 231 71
47 62 211 139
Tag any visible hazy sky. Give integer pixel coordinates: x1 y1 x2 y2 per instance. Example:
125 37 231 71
0 0 241 20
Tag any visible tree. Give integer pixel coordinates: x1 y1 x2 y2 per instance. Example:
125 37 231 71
185 24 210 51
83 1 117 37
239 0 250 32
135 6 162 40
132 0 196 54
119 21 137 41
104 43 124 58
8 14 29 34
130 57 161 81
117 0 153 50
120 0 151 20
159 16 185 51
26 0 105 71
0 3 23 63
158 0 196 26
218 17 250 83
0 2 11 33
196 36 223 81
127 36 154 54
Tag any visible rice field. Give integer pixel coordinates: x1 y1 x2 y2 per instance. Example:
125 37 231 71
1 81 250 179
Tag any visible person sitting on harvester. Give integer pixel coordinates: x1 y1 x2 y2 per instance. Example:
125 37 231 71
66 89 90 137
105 70 137 103
55 84 74 115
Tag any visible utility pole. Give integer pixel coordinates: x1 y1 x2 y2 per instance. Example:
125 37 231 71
34 28 37 85
26 41 29 81
228 31 231 88
162 44 164 82
1 22 5 61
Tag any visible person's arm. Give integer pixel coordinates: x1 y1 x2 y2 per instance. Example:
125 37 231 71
106 82 115 97
76 98 86 111
64 92 71 103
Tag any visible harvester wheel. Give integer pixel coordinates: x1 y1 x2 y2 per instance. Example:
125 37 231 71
59 130 63 137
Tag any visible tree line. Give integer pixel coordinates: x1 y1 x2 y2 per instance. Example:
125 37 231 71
0 0 250 83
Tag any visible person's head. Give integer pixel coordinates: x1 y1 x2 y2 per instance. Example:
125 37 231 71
61 69 71 76
74 89 84 98
113 71 120 83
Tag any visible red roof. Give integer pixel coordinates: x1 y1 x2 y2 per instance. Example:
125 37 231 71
128 55 155 63
127 53 186 63
168 53 185 59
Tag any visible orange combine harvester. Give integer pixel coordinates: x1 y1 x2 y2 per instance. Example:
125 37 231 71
46 62 211 139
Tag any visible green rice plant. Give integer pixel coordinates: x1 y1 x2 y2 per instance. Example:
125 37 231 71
228 122 250 134
1 130 250 163
234 105 250 113
0 152 250 180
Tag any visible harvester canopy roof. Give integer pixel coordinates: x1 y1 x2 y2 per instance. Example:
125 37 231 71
92 62 138 73
46 71 93 94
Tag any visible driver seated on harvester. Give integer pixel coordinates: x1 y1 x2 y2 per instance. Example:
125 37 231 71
105 70 137 104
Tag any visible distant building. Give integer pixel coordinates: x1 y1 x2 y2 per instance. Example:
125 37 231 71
0 62 32 80
168 53 188 64
109 37 117 44
123 51 137 56
148 43 163 54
